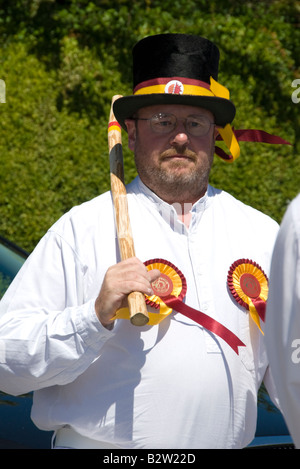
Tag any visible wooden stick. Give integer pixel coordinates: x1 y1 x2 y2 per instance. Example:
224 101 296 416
108 95 149 326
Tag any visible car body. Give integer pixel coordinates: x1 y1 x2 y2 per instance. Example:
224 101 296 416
248 385 294 449
0 236 294 449
0 236 53 448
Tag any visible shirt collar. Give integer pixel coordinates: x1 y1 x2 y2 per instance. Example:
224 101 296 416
128 176 212 232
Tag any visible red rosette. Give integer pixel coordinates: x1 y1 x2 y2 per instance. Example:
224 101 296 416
144 258 187 309
227 258 269 332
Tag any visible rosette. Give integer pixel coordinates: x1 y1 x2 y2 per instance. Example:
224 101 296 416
115 258 245 354
144 258 187 312
227 259 268 333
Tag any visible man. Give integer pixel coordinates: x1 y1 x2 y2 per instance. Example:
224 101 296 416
266 193 300 448
0 34 281 449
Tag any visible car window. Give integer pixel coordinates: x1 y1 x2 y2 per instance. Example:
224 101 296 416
0 236 27 299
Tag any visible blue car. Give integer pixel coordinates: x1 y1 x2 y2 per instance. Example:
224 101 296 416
0 236 294 449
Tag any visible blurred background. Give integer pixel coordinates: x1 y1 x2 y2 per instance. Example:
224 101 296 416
0 0 299 252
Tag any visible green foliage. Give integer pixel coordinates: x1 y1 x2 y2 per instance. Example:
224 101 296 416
0 0 299 251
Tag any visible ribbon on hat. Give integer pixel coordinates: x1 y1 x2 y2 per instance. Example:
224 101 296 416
209 77 292 162
209 78 240 162
114 258 245 354
215 128 292 162
207 77 291 162
227 259 268 334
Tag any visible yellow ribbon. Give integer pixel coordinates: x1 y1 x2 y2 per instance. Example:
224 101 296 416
209 78 240 161
114 302 171 325
217 124 240 162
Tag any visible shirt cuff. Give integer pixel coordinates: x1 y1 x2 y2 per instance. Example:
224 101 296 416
76 298 115 350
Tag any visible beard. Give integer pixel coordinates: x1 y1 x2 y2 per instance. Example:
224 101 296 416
134 147 214 203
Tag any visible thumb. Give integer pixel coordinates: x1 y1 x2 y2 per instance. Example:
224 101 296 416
147 269 162 284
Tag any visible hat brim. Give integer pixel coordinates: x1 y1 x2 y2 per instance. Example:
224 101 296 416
113 94 236 130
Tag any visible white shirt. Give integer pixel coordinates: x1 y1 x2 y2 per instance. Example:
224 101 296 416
0 177 279 449
266 193 300 448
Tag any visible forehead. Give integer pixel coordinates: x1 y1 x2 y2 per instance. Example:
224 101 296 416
137 104 214 120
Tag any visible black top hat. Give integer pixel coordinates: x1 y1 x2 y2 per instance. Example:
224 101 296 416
113 34 236 130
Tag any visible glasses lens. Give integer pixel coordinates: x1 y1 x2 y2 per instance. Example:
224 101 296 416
150 114 176 133
148 113 212 136
186 115 211 136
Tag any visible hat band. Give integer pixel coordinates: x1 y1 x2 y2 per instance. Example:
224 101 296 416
133 76 230 100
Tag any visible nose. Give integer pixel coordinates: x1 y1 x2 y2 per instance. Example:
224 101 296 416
171 132 189 146
169 120 189 146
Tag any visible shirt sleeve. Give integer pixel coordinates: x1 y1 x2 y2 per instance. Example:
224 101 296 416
266 196 300 448
0 230 114 396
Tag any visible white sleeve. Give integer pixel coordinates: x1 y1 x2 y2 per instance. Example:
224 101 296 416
0 230 113 396
266 195 300 448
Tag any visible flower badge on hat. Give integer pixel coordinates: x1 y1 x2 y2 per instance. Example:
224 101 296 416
115 258 245 354
227 259 268 334
164 80 184 95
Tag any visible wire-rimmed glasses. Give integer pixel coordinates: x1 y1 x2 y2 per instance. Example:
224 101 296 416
132 113 215 137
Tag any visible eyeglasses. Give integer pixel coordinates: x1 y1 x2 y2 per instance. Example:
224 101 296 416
132 113 215 137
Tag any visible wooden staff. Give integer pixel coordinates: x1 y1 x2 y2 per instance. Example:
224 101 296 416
108 95 149 326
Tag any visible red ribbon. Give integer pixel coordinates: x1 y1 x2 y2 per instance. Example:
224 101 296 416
215 128 292 160
251 297 266 322
160 294 245 354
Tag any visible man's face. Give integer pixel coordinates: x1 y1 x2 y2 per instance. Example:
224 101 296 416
125 104 218 204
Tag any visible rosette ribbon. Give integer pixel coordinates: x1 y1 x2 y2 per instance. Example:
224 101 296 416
227 259 268 334
114 258 245 354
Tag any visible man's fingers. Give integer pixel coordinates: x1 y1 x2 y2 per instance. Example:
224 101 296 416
95 260 163 327
147 269 161 283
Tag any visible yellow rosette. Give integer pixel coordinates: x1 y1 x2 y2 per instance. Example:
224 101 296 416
227 259 268 334
114 259 187 325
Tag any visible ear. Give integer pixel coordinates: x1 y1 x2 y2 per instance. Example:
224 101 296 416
125 119 137 151
214 126 220 140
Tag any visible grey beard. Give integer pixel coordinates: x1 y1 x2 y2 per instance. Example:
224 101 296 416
135 159 211 203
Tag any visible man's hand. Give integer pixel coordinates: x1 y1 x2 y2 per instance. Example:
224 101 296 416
95 257 161 327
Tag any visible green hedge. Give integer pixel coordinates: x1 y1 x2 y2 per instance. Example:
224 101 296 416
0 0 299 251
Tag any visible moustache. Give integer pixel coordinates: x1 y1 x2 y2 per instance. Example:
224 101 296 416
160 149 197 161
